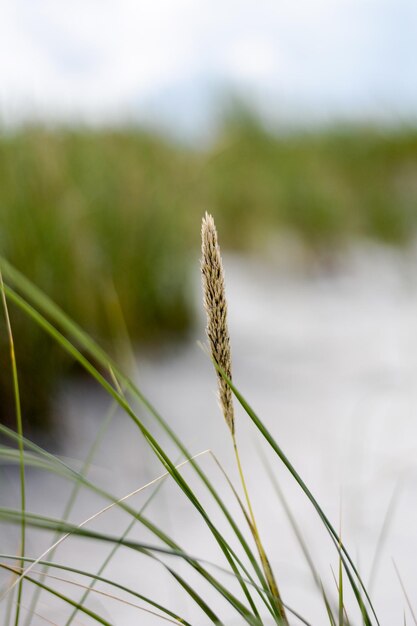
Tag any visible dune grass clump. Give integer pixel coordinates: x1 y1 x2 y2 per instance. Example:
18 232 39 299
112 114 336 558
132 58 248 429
0 213 387 625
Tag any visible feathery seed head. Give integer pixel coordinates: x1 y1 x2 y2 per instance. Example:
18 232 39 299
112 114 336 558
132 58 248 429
201 212 234 435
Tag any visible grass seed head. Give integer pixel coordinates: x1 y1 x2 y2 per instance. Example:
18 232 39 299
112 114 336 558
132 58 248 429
201 212 234 435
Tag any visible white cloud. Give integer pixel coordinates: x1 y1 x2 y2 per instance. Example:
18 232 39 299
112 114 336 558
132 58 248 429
0 0 416 129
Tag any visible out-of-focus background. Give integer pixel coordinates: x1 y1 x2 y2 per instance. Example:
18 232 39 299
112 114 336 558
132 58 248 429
1 0 417 432
1 2 417 624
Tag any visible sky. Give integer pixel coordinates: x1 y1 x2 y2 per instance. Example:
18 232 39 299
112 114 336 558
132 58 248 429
0 0 416 137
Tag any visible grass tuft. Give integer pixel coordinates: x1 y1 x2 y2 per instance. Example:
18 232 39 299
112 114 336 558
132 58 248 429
0 202 399 625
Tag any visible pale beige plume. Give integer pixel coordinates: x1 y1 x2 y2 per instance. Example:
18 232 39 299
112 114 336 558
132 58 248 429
201 212 234 434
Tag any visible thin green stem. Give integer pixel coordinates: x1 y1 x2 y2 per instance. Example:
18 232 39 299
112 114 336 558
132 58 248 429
233 435 288 625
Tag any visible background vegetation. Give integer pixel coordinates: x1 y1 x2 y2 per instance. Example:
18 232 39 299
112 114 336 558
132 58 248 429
1 112 417 432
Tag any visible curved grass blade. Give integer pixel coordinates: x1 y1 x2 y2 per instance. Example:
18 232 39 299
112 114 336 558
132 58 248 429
221 369 379 626
167 569 223 625
259 449 321 588
259 449 338 623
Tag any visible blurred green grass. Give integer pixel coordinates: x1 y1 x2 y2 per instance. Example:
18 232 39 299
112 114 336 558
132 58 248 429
1 113 417 433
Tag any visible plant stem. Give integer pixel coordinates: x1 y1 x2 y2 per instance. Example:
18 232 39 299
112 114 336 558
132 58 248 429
233 435 288 625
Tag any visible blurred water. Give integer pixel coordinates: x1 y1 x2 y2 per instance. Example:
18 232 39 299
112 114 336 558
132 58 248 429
3 244 417 625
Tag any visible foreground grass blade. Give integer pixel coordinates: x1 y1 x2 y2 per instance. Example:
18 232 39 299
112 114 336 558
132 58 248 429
259 449 320 587
322 583 337 626
0 272 25 626
167 568 222 624
338 545 344 626
368 481 402 594
260 450 338 623
223 372 379 626
393 560 417 626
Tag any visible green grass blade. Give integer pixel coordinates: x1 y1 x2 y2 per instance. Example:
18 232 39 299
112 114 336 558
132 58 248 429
338 544 344 626
223 372 379 626
0 272 26 626
322 582 337 626
260 450 339 622
393 560 417 626
167 569 223 625
259 449 321 588
368 481 402 594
